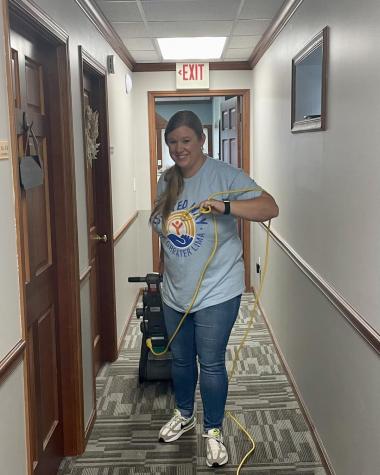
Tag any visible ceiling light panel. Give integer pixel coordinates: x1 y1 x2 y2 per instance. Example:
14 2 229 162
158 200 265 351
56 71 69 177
157 37 226 60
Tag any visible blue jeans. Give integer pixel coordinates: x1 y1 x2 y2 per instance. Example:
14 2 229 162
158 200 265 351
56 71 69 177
162 295 241 431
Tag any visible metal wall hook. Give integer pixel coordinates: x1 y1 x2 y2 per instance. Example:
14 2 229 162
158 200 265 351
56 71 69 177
22 111 33 132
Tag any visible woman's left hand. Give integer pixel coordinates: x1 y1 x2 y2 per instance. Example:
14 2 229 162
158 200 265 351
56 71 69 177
199 199 226 215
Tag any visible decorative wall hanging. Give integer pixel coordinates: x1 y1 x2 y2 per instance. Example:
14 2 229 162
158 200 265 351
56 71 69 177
19 119 44 190
85 105 100 166
291 26 329 133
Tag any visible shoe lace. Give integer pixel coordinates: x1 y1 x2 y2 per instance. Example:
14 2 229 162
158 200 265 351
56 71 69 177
202 428 222 441
168 409 187 428
203 429 224 459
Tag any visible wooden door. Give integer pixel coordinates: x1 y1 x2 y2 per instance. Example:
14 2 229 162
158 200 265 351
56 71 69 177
220 96 247 276
220 96 241 168
82 72 103 376
10 29 63 475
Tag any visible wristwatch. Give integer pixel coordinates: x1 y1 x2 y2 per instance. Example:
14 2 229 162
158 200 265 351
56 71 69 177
223 200 231 215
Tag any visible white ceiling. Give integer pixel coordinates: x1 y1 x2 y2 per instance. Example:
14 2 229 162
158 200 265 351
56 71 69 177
95 0 286 63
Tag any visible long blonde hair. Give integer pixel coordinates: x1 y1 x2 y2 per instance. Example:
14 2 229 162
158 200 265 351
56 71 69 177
150 110 204 233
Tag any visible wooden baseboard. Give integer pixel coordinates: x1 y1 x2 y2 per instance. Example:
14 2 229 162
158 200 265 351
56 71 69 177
84 408 96 444
253 291 335 475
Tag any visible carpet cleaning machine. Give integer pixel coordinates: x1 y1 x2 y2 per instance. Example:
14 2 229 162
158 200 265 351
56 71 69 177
128 273 172 383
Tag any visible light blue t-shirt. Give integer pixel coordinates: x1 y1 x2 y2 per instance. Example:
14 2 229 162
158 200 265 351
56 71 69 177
152 157 262 313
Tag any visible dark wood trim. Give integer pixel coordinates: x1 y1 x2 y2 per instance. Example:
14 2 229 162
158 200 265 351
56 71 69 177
204 124 213 156
148 92 159 271
80 265 92 283
118 289 143 354
260 223 380 354
254 294 335 475
54 42 85 455
4 2 86 457
84 408 96 443
113 211 139 244
209 61 251 71
249 0 304 68
75 0 134 71
241 90 251 290
81 46 106 76
0 340 26 382
148 89 251 277
79 45 118 365
134 61 251 73
9 0 68 43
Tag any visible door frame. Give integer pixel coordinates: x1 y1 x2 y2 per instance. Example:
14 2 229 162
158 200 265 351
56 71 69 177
148 89 252 290
3 0 85 464
78 45 117 399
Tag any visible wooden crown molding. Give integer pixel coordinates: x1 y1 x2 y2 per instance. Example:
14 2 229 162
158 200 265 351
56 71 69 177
75 0 135 71
9 0 68 43
261 223 380 354
249 0 304 68
134 61 251 72
80 46 107 75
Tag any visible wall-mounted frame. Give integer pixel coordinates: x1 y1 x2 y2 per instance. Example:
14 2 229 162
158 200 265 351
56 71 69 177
291 26 328 133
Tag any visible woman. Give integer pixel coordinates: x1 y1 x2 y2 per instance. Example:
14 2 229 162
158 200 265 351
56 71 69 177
150 110 278 468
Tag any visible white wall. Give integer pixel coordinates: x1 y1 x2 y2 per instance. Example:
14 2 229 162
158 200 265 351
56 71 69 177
0 366 28 475
251 0 380 473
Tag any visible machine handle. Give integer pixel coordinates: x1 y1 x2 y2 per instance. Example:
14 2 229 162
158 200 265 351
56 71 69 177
128 273 163 284
128 277 146 282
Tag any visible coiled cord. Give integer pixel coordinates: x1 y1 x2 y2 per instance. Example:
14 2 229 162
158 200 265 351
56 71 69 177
147 187 271 473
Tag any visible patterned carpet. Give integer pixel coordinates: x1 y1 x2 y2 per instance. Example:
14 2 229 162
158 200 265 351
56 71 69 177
59 294 327 475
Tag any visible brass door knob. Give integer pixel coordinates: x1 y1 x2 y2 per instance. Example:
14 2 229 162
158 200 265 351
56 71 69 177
92 233 107 243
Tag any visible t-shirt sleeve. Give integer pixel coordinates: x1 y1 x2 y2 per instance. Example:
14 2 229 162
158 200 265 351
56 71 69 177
227 168 262 200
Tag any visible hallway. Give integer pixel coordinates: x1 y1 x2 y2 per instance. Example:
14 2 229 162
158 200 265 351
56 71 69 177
1 1 379 474
59 294 326 474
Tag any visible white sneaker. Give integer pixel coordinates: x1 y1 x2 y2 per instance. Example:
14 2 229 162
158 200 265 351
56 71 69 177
158 408 196 443
203 428 228 467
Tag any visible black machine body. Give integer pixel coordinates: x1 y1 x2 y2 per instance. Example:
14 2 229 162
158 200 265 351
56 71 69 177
128 273 172 383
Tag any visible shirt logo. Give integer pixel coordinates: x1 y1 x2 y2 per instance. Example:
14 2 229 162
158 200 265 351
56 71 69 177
167 210 195 249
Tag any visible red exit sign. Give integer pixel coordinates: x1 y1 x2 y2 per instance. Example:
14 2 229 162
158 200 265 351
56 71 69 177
176 62 209 89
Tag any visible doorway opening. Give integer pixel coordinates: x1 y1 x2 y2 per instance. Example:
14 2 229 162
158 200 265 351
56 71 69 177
148 89 252 290
78 46 118 436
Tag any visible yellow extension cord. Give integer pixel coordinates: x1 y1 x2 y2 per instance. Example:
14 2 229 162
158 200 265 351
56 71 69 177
146 187 271 474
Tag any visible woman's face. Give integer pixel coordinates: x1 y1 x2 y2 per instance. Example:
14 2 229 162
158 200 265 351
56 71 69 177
166 125 205 178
